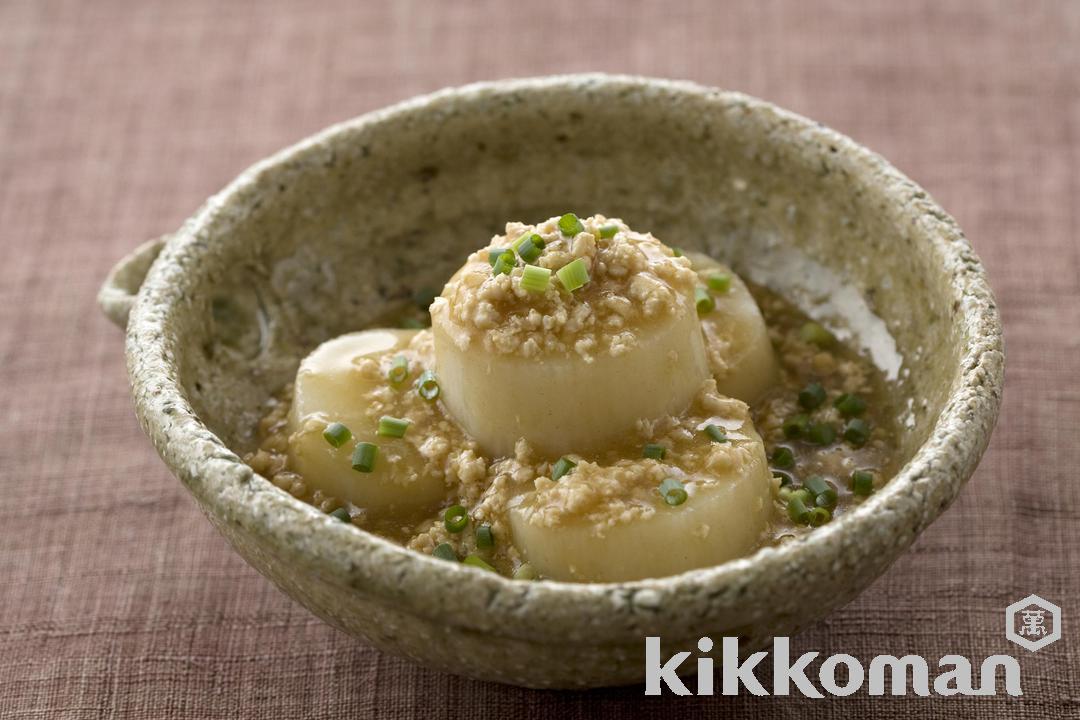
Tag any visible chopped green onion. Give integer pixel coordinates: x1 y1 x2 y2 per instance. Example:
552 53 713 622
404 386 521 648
417 370 440 400
463 554 496 572
433 543 457 561
492 249 516 276
798 382 827 410
399 316 427 329
834 393 867 417
704 424 728 443
808 507 832 526
659 478 688 506
851 469 875 496
511 232 536 252
551 456 576 481
643 444 667 460
787 494 811 524
488 248 508 266
706 273 731 293
516 234 545 263
323 422 352 448
773 470 794 488
520 264 551 293
558 212 584 237
843 418 871 447
778 486 794 502
807 422 836 446
805 475 838 508
513 562 537 580
598 223 619 238
695 286 715 315
377 415 411 438
444 505 469 533
800 321 835 348
475 524 494 549
351 442 377 473
783 414 811 439
556 258 590 292
329 507 351 523
770 446 795 469
790 488 813 505
671 247 684 257
388 355 409 385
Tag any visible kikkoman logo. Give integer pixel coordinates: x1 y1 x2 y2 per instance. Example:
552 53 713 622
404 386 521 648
644 637 1022 697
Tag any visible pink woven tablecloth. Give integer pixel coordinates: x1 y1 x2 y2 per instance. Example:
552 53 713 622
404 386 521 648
1 0 1077 717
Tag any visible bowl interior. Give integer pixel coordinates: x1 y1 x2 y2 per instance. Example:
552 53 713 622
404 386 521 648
177 80 960 471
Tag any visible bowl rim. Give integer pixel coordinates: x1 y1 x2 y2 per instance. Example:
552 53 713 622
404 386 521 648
123 73 1004 642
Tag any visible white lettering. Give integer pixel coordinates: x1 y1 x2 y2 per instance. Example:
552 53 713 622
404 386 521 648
721 637 768 696
868 655 931 696
819 653 864 696
773 637 823 698
644 637 690 695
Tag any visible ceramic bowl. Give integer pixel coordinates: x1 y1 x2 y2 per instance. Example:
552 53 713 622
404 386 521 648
98 75 1003 688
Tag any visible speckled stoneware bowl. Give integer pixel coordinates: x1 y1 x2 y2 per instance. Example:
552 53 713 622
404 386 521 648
99 75 1003 688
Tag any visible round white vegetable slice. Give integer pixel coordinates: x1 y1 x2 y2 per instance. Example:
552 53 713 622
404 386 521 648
431 291 710 459
686 252 778 404
287 329 447 513
508 417 773 582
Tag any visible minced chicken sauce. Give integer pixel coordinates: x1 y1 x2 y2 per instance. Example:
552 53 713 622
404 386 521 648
244 215 897 580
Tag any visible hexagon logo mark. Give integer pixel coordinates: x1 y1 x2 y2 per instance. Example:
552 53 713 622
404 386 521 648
1006 594 1061 652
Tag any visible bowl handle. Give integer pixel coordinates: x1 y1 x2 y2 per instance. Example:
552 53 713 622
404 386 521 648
98 235 169 329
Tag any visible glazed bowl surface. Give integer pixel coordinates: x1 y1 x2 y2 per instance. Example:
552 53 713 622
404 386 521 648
99 74 1003 688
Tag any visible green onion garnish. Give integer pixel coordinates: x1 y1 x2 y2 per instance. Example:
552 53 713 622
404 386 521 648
329 507 351 523
704 424 728 443
416 370 440 401
671 247 684 257
323 422 352 448
513 562 537 580
488 248 508 266
695 286 715 315
556 258 590 292
388 355 409 385
558 212 584 237
399 317 427 329
787 494 811 524
770 446 795 469
783 414 811 439
807 422 836 446
520 264 551 293
706 273 731 293
516 234 546 263
773 470 794 487
798 382 827 410
834 393 868 418
800 321 835 348
444 505 468 533
805 475 837 508
463 554 496 572
643 444 667 460
351 442 377 473
659 478 688 506
551 456 576 481
492 250 516 276
433 543 457 561
851 470 875 496
377 415 411 438
475 524 494 549
598 223 619 238
808 507 831 526
843 418 871 447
